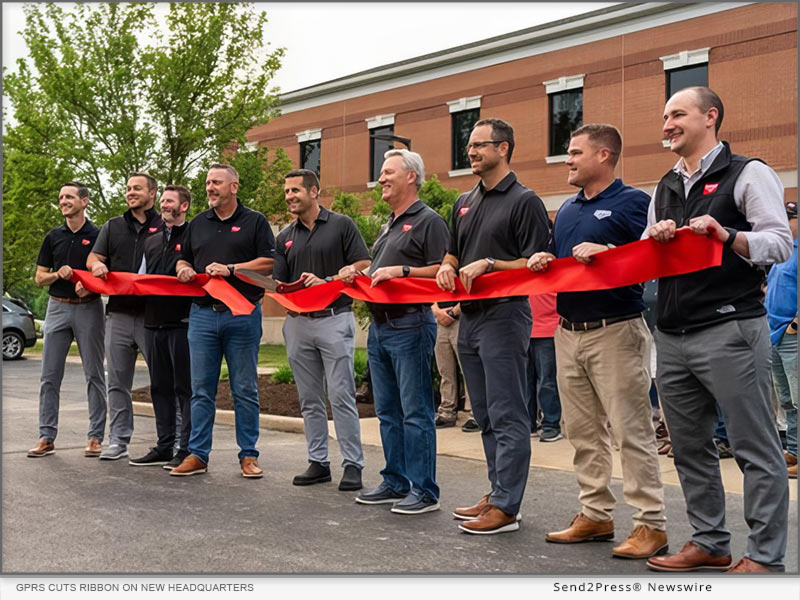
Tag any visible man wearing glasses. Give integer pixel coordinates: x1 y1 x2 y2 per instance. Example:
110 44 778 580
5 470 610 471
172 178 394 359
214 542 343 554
436 118 550 534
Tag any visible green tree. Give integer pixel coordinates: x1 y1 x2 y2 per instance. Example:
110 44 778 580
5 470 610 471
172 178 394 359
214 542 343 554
3 2 284 296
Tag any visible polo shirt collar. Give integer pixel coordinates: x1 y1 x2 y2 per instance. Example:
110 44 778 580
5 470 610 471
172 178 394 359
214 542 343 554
575 178 623 203
479 170 517 194
59 218 93 235
207 200 243 222
290 205 330 232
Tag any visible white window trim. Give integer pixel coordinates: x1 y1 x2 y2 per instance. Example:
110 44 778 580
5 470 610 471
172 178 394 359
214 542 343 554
366 181 378 189
543 74 584 94
545 154 569 164
366 114 395 129
296 128 322 143
662 139 671 148
447 168 474 178
446 96 482 113
659 48 710 71
244 141 258 152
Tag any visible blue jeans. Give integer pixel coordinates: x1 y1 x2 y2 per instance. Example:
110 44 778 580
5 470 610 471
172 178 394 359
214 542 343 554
772 332 797 457
187 304 262 464
367 310 438 502
526 337 561 432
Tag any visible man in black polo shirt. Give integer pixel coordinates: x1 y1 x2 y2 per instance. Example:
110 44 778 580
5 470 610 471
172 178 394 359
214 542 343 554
87 172 162 461
274 168 371 491
129 185 194 469
436 118 549 534
28 182 107 459
528 124 667 558
350 149 449 514
172 163 275 478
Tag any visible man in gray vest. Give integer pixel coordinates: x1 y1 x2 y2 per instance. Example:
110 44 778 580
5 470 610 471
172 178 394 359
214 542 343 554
645 87 792 573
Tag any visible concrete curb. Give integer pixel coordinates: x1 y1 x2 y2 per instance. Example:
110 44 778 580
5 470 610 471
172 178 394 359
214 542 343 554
131 401 305 434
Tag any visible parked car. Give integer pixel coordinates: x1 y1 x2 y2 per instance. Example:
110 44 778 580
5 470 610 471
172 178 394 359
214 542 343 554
3 298 37 360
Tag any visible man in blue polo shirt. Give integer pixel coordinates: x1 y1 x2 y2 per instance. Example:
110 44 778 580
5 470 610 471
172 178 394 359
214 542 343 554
528 124 667 558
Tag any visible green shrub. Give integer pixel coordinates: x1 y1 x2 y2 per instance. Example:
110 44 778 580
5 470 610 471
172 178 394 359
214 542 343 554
271 363 295 384
353 348 368 386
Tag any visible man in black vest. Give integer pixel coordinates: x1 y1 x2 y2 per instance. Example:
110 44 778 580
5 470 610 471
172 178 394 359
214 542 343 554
129 185 193 469
87 173 162 461
645 87 792 573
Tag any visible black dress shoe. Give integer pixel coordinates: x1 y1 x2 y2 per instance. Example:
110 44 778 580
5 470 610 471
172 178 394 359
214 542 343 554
461 418 481 433
338 465 363 491
292 461 332 486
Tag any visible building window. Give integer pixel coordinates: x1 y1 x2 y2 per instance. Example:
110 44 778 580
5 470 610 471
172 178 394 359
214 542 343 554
447 96 481 172
366 114 395 183
543 75 584 158
300 140 320 177
660 48 710 99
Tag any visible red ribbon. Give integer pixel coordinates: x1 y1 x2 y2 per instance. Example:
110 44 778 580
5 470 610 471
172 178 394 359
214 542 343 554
265 230 723 312
71 270 255 316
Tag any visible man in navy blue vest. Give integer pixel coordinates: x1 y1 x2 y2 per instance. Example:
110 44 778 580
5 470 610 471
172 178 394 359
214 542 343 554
645 87 792 573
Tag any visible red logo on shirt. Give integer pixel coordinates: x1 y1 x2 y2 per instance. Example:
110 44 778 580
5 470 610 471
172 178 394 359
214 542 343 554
231 226 241 232
148 227 158 233
285 240 293 249
174 244 181 252
402 224 413 232
81 239 91 246
703 183 719 195
459 206 470 217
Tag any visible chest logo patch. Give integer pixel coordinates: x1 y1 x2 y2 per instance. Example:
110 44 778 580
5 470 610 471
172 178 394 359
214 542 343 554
148 227 158 233
231 226 241 232
703 183 719 195
594 210 612 220
284 240 293 249
459 206 470 217
81 239 91 246
402 223 413 232
174 243 181 252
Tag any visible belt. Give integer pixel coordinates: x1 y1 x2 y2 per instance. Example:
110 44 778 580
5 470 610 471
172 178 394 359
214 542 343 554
51 295 99 305
460 297 519 314
287 305 352 319
369 304 425 324
559 313 642 332
211 303 230 313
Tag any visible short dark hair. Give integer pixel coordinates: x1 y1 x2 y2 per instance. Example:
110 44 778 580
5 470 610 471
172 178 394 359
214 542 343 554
284 168 320 194
128 172 157 192
685 86 725 136
571 124 622 167
209 163 239 182
474 118 515 163
163 184 192 209
61 181 89 199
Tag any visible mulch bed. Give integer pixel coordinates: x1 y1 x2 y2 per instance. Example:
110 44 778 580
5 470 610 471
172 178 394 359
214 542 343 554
132 374 376 419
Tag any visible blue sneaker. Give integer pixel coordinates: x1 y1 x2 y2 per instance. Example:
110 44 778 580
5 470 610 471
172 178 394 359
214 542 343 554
390 493 440 515
355 482 406 505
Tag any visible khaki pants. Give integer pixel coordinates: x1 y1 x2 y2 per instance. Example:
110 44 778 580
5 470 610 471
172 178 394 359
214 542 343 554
434 321 470 420
555 317 665 529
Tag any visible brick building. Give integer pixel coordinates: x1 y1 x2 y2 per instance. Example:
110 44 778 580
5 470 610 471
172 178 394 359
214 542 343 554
253 1 797 332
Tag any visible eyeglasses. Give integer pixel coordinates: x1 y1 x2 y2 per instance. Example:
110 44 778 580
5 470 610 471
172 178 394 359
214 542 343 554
466 141 503 152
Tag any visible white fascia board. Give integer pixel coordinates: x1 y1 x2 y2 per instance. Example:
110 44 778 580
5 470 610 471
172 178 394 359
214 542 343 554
366 114 395 129
659 47 710 70
447 96 482 113
278 3 750 115
296 128 322 143
543 74 585 94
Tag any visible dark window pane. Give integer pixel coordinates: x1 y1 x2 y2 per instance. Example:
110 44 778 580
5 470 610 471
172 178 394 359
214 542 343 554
667 64 708 99
549 90 583 156
451 108 480 170
370 125 394 182
300 139 320 177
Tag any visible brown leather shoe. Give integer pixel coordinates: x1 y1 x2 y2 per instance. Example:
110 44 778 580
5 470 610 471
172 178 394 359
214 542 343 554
458 504 519 535
84 438 102 457
647 541 731 572
725 557 774 573
169 454 207 476
784 450 797 467
546 513 614 544
27 439 55 458
611 524 668 558
788 463 798 479
240 457 263 479
452 493 490 520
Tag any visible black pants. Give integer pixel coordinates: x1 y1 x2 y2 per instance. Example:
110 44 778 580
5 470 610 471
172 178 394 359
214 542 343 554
145 326 191 455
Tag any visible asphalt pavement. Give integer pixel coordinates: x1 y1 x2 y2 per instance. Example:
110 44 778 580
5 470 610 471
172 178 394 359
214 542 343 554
1 357 797 574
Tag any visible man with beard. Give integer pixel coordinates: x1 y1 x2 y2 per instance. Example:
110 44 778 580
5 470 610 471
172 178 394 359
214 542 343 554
274 168 371 491
87 173 162 460
28 182 106 459
129 185 194 469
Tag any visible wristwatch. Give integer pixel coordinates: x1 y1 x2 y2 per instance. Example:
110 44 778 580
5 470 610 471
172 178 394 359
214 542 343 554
723 227 738 249
402 265 411 277
227 264 235 276
324 276 334 283
445 308 459 320
485 257 496 272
